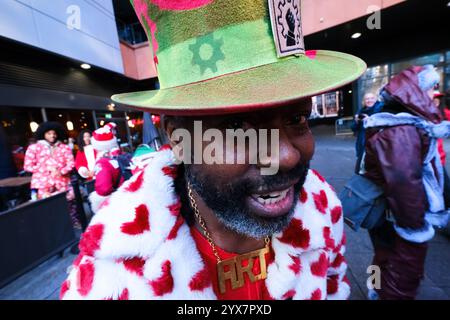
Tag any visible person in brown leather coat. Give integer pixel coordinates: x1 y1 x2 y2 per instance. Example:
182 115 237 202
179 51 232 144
363 65 445 300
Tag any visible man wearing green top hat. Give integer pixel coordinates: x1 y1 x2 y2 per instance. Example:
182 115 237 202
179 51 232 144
61 0 365 300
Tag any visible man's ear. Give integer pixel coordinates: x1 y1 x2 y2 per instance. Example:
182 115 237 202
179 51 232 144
162 116 180 149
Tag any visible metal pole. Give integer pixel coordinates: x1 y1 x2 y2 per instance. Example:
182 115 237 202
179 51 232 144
41 108 48 122
124 112 133 151
352 82 359 115
92 110 98 129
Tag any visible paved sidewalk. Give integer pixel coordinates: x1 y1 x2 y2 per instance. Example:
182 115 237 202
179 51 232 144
1 125 449 300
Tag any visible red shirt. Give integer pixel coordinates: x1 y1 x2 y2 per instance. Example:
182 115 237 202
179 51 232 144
190 227 274 300
444 108 450 121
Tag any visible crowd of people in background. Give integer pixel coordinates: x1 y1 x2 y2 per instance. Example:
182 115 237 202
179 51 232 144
0 119 157 229
347 64 450 300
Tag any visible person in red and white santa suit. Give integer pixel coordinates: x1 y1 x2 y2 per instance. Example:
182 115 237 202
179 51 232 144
75 130 98 180
88 123 125 213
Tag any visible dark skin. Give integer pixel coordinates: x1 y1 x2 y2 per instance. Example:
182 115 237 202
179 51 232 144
44 130 58 145
164 100 315 254
44 130 61 178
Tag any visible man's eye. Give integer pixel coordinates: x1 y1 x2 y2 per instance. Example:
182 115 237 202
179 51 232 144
288 114 307 125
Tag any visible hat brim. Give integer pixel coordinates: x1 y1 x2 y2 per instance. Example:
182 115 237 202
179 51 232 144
112 50 366 116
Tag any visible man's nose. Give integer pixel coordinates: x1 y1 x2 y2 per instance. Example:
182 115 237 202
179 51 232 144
278 130 301 172
258 129 300 172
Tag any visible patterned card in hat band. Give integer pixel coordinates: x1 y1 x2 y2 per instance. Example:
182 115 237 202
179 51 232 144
268 0 305 57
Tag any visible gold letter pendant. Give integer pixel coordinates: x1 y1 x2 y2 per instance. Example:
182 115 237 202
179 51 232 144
217 246 269 294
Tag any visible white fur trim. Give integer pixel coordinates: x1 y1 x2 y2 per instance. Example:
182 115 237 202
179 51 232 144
62 150 348 300
327 280 351 300
84 145 96 172
393 220 435 243
88 192 109 214
78 167 90 179
425 211 450 228
92 137 118 152
418 64 440 91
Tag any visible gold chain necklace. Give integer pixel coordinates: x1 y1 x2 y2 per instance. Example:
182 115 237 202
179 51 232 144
187 182 271 294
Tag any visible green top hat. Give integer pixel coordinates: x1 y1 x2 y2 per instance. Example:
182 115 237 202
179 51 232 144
112 0 366 115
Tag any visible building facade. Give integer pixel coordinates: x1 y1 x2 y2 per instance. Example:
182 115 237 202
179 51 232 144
1 0 449 149
0 0 157 150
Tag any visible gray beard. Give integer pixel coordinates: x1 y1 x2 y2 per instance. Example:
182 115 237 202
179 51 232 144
184 164 308 239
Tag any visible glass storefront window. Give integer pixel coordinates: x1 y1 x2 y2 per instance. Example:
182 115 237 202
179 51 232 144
117 21 148 45
361 76 389 96
360 65 389 81
46 109 95 142
445 65 450 91
391 53 444 75
126 112 144 148
324 92 339 117
311 91 341 119
0 106 43 147
444 65 450 107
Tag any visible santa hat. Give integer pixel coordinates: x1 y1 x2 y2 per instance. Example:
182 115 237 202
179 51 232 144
417 64 440 92
433 91 445 99
91 122 118 152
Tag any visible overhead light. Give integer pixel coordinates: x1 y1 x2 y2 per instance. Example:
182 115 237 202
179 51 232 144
81 63 91 70
348 90 353 94
66 121 74 131
100 120 105 126
30 122 39 133
351 32 362 39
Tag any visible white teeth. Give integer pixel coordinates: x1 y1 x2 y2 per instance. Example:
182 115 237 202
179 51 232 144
269 192 281 197
257 197 266 204
254 188 290 205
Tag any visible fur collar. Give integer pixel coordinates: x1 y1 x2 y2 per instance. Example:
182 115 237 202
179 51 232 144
64 148 347 300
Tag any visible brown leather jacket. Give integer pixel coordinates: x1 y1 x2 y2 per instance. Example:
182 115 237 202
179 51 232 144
363 67 443 230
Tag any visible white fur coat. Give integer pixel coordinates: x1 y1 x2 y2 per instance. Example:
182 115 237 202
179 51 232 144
61 148 349 300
